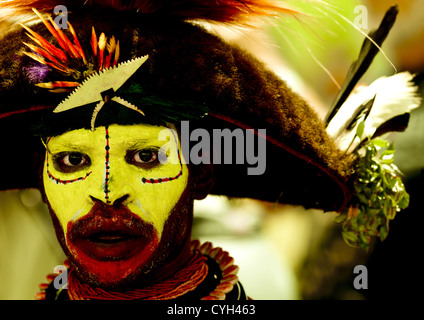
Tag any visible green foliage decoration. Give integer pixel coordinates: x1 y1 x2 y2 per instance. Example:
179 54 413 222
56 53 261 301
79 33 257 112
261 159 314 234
334 123 410 251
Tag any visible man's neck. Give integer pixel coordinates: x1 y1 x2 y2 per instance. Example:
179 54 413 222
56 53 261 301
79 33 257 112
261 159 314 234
144 234 193 286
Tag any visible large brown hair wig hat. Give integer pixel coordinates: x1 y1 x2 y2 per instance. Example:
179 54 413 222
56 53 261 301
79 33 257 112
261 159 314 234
0 0 361 213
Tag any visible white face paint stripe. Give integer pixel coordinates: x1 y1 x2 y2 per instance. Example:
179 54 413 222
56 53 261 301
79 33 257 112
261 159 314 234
135 199 151 222
71 209 84 222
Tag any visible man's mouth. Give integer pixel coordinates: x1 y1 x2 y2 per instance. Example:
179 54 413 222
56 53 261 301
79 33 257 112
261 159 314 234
67 204 157 262
89 232 134 244
75 231 151 261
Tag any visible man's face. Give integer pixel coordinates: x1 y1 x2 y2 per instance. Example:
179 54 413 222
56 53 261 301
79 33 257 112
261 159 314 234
42 123 191 288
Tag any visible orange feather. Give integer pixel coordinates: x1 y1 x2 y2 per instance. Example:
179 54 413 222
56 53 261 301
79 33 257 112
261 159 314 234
48 15 80 59
23 41 69 71
113 41 120 67
20 24 68 63
68 21 87 64
98 32 106 70
35 81 80 89
22 51 69 74
91 27 98 58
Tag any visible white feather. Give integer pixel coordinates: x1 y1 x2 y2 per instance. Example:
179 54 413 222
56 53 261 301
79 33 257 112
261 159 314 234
327 71 422 153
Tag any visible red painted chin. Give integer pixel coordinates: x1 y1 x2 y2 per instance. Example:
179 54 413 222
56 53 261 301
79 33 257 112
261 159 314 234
67 203 159 286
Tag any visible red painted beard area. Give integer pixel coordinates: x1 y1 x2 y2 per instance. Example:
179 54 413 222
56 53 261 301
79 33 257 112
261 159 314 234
66 203 159 287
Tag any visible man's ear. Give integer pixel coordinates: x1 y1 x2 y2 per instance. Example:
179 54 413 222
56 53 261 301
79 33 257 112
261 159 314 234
190 163 215 200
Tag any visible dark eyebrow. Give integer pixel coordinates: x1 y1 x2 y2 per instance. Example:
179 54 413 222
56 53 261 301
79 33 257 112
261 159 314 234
46 144 85 155
126 138 167 150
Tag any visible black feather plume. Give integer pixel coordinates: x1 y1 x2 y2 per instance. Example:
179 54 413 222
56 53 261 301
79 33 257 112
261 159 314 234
325 5 398 125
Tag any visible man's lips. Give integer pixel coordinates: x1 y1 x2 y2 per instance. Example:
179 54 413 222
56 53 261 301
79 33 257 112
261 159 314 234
67 203 155 262
73 231 151 261
88 232 134 244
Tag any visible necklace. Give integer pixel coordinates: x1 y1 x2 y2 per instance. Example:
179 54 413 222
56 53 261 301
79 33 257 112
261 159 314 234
36 240 240 300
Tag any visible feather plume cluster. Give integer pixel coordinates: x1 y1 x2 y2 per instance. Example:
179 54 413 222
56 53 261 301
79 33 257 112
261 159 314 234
8 0 300 92
20 8 120 92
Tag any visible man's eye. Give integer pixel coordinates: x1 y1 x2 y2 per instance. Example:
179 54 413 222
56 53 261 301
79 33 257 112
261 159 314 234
133 150 158 164
126 149 162 169
53 152 90 173
61 153 88 166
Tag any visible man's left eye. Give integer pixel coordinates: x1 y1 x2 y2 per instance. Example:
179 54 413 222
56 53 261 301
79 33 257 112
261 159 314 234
132 150 158 164
126 148 165 169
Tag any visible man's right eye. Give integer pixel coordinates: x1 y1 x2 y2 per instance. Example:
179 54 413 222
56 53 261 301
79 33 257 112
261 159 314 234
53 152 91 172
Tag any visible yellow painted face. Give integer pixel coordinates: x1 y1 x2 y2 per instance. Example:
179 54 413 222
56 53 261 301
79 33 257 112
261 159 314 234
43 123 189 245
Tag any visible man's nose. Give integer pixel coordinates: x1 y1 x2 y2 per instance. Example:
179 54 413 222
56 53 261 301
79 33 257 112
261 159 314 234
88 179 133 205
90 194 129 206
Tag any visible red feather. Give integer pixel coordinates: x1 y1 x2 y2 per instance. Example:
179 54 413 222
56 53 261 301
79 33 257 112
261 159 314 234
90 27 98 58
20 23 68 63
31 8 79 60
23 41 68 70
68 22 87 64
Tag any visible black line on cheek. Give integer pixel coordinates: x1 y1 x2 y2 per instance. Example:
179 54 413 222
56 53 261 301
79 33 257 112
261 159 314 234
46 154 92 185
140 135 183 184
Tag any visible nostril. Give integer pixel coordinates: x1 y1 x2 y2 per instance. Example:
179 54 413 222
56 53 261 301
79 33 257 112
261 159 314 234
89 195 129 206
112 194 129 206
90 196 102 203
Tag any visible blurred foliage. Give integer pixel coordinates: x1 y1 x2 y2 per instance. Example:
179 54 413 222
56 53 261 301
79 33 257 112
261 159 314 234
335 137 410 250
